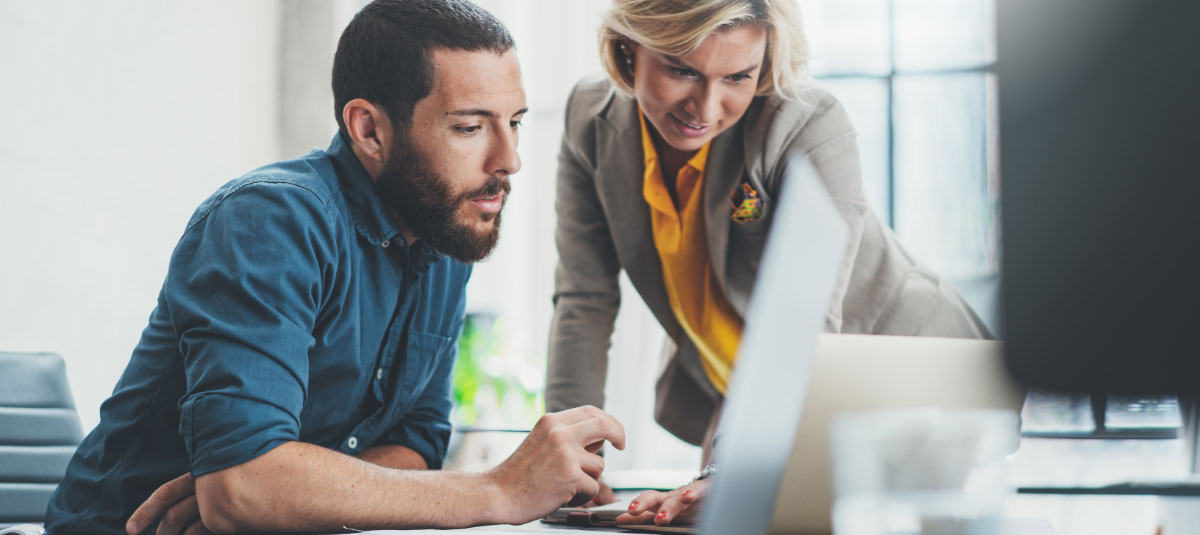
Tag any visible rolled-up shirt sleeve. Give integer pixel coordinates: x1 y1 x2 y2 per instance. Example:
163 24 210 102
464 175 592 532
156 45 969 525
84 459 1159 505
166 179 335 477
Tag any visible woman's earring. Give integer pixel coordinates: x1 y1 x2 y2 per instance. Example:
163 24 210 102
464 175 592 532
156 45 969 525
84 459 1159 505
619 42 634 70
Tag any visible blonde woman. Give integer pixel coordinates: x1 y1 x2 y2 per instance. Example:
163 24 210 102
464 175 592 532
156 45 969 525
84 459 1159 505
545 0 988 524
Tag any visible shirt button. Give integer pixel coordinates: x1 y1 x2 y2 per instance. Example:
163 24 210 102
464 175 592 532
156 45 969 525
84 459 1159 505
347 436 358 449
381 240 390 248
376 368 383 380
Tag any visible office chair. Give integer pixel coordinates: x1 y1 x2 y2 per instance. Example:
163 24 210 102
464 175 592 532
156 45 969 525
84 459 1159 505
0 352 84 533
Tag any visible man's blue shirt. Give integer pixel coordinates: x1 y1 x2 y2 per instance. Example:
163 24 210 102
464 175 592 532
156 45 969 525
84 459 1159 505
46 134 470 534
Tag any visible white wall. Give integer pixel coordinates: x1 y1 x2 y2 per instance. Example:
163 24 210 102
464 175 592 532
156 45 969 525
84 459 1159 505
0 1 289 429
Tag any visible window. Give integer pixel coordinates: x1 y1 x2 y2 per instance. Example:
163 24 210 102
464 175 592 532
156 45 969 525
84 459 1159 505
809 0 1000 281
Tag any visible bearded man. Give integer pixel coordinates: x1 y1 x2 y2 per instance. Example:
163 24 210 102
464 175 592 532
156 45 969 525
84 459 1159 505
43 1 623 534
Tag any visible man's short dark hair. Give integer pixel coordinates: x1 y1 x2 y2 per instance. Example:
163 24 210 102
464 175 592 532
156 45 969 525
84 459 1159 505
332 0 515 135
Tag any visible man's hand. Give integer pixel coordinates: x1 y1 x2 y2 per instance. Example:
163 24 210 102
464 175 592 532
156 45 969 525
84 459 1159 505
126 473 208 535
125 409 624 532
485 406 625 524
580 476 616 508
614 479 711 526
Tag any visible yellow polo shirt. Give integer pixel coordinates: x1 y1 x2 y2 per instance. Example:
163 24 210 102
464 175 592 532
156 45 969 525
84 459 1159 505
639 110 744 394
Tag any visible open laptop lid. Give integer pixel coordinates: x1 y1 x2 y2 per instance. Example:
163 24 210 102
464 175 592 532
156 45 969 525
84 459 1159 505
773 334 1025 534
699 160 848 535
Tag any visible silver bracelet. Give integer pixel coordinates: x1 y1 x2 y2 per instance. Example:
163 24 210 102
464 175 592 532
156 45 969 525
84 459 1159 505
693 463 718 482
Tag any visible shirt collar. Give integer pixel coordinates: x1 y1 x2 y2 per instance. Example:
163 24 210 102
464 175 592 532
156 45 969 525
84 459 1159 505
326 133 444 272
638 107 711 215
327 133 401 247
637 107 710 174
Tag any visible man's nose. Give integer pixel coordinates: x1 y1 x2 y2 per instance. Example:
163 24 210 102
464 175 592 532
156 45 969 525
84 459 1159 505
488 127 521 177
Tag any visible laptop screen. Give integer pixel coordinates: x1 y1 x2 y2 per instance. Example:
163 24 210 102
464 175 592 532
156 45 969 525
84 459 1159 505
700 158 848 535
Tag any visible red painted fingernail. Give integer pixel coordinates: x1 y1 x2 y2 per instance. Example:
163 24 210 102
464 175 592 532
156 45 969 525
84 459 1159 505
657 511 667 519
629 501 639 510
683 490 691 496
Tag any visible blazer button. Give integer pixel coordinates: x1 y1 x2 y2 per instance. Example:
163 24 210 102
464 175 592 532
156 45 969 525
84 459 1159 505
348 436 358 449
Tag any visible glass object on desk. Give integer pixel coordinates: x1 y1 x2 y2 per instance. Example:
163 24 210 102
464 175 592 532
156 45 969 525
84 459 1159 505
831 408 1019 535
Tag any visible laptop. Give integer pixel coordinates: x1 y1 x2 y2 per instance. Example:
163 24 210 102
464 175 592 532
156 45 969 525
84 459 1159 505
612 336 1024 535
765 334 1025 534
627 163 1024 534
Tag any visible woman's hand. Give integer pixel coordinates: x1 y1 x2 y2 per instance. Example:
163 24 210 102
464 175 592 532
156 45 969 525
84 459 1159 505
614 479 710 526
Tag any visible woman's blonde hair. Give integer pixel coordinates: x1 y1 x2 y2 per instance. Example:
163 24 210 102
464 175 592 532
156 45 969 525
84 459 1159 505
599 0 808 99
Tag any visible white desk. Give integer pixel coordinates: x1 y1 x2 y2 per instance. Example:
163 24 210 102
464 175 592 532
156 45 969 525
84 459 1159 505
346 524 620 535
1005 435 1197 535
334 437 1197 535
333 495 1189 535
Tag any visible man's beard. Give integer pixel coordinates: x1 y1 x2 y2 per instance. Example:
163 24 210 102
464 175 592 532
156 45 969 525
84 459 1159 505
374 133 510 263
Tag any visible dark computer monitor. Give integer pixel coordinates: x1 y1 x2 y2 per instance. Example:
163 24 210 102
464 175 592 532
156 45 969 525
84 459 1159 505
998 0 1200 394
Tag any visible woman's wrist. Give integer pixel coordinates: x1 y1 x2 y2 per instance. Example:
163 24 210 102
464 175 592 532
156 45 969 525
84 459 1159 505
693 462 718 482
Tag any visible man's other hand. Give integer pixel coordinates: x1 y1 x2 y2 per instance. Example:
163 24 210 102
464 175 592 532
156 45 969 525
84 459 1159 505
125 472 209 535
486 406 625 523
580 476 616 507
125 443 428 535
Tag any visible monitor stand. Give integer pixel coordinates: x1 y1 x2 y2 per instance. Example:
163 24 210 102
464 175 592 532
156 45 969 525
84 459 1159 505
1182 396 1200 475
1019 394 1200 496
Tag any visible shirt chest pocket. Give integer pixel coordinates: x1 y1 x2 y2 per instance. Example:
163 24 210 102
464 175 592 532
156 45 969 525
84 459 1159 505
397 329 455 396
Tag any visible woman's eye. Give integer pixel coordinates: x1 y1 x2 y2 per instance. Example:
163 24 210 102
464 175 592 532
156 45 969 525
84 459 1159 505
728 73 752 83
668 66 697 78
455 125 481 134
510 119 523 130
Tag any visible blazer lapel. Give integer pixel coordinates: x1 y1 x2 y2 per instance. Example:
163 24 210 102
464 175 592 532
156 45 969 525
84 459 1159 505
595 92 683 339
702 120 746 298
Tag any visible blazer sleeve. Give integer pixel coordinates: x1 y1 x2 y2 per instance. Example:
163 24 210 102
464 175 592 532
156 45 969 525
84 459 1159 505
764 89 870 332
544 83 623 414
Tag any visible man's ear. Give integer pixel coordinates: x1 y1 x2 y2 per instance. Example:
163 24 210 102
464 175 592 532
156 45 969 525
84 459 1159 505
342 98 393 168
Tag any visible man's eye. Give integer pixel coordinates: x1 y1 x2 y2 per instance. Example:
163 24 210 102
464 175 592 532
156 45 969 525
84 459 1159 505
455 125 481 134
510 119 523 130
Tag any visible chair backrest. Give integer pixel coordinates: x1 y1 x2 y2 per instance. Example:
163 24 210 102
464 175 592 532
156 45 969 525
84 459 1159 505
0 352 83 529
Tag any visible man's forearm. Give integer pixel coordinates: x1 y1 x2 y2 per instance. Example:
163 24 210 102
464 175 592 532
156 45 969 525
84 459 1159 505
195 441 498 533
358 444 429 470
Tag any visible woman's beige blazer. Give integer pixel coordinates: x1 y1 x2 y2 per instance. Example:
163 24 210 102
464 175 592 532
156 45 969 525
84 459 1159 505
545 76 988 444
